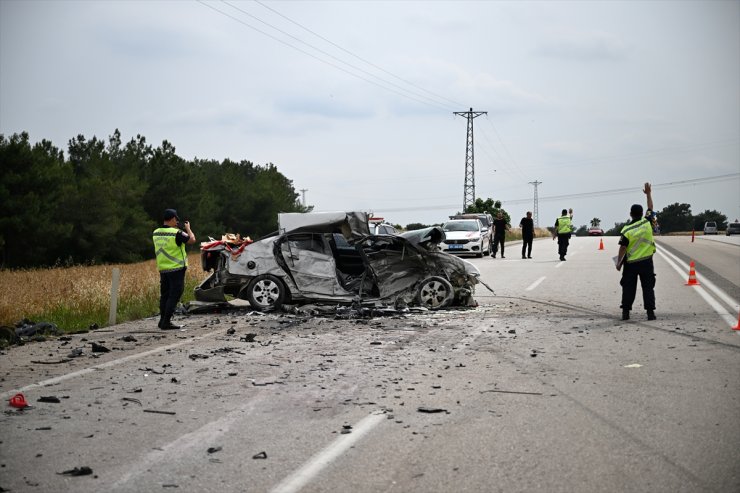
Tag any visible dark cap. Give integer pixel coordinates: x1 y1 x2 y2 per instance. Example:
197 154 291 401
163 209 179 221
630 204 643 217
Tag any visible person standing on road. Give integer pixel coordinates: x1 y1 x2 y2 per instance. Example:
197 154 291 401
553 208 574 261
153 209 196 330
519 211 535 259
491 211 509 258
616 183 657 321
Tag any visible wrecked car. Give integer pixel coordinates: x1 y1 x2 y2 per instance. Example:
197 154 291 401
195 212 480 311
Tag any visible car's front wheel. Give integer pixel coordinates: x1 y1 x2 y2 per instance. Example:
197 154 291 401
242 274 285 311
416 276 453 309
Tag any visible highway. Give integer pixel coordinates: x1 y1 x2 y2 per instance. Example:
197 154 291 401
1 235 738 493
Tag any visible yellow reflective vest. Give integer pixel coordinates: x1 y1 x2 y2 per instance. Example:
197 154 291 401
620 218 656 263
557 216 573 234
153 227 188 272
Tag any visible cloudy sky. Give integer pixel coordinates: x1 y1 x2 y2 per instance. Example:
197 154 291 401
2 0 738 230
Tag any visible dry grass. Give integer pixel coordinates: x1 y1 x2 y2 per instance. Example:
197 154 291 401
0 253 208 330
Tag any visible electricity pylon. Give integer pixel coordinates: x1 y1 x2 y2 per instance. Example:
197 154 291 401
529 180 542 226
454 108 487 212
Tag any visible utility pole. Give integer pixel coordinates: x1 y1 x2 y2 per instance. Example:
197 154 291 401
454 108 487 212
528 180 542 227
299 188 308 208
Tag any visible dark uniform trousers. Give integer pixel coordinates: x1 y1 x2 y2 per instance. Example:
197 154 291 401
160 268 186 325
492 235 506 256
557 234 570 257
620 257 656 311
522 236 533 257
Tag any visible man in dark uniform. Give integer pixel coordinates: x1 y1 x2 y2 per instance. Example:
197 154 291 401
553 208 574 261
519 211 534 259
152 209 196 330
616 183 657 321
491 211 509 258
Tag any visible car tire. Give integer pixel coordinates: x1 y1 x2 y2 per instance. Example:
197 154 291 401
487 239 494 257
416 276 454 309
242 274 285 311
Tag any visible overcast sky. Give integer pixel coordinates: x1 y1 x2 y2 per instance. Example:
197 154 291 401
2 0 738 230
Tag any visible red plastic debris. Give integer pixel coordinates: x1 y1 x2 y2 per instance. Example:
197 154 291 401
9 393 29 408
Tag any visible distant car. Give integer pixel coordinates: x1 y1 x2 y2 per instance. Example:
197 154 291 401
441 219 491 257
368 221 398 235
726 222 740 236
449 213 494 237
703 221 718 235
588 227 604 236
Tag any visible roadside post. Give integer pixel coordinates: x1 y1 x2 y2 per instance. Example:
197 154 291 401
109 267 121 326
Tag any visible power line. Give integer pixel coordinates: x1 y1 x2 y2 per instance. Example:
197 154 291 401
198 1 455 112
369 173 739 213
252 0 464 109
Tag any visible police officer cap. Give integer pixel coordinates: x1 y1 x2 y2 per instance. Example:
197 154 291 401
630 204 643 216
163 209 179 221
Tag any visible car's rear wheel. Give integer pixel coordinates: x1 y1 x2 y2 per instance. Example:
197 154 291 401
242 275 285 311
416 276 453 309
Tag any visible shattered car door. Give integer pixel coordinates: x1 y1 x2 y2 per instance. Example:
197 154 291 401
362 236 427 298
279 233 352 297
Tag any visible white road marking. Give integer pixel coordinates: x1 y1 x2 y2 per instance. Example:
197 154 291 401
655 249 738 328
0 329 223 400
108 395 265 492
555 261 565 268
658 246 739 313
270 411 386 493
526 276 546 291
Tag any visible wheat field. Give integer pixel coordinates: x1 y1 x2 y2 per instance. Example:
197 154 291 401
0 253 208 330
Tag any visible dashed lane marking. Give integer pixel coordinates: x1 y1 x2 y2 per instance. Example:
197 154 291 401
526 276 546 291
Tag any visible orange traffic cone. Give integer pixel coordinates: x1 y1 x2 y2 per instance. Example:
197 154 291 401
598 238 604 250
732 311 740 331
685 260 700 286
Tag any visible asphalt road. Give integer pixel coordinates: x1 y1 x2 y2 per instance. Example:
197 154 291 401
1 235 738 493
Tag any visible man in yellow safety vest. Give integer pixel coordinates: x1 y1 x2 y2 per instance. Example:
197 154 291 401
152 209 196 330
616 183 657 321
553 208 574 261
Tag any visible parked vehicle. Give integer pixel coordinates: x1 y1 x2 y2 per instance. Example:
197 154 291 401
368 217 398 235
440 219 491 257
726 222 740 236
703 221 718 235
588 227 604 236
195 212 480 311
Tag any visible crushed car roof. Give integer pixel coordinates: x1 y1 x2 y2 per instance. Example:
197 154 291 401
278 211 370 239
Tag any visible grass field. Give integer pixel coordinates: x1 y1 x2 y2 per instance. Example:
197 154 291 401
0 253 208 332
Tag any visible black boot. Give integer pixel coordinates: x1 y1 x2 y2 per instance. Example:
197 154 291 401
647 310 656 321
622 310 630 321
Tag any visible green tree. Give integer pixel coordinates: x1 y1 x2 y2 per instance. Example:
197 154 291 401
405 223 430 231
605 221 627 236
693 210 727 230
575 225 588 236
465 197 510 226
590 218 601 228
657 203 693 233
0 132 74 267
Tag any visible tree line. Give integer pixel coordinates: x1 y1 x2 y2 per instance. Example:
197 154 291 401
0 130 309 268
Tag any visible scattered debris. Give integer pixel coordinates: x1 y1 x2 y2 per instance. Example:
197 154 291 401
121 335 137 342
340 424 353 434
207 446 222 454
9 393 29 409
57 466 93 476
241 333 257 343
624 363 643 368
143 409 176 415
90 342 110 353
189 354 209 360
37 396 61 403
67 348 84 358
252 451 268 459
31 359 72 364
479 389 543 396
417 407 449 414
122 398 142 406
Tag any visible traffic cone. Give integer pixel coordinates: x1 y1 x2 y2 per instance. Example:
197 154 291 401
732 311 740 331
9 393 28 408
685 260 700 286
598 238 604 250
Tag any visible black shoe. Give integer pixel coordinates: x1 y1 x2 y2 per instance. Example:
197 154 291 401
161 323 183 330
501 256 505 258
647 310 656 321
492 255 496 258
527 256 532 259
559 256 565 261
522 256 527 259
622 310 630 321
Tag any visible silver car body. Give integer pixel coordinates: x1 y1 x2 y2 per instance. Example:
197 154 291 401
196 212 480 310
